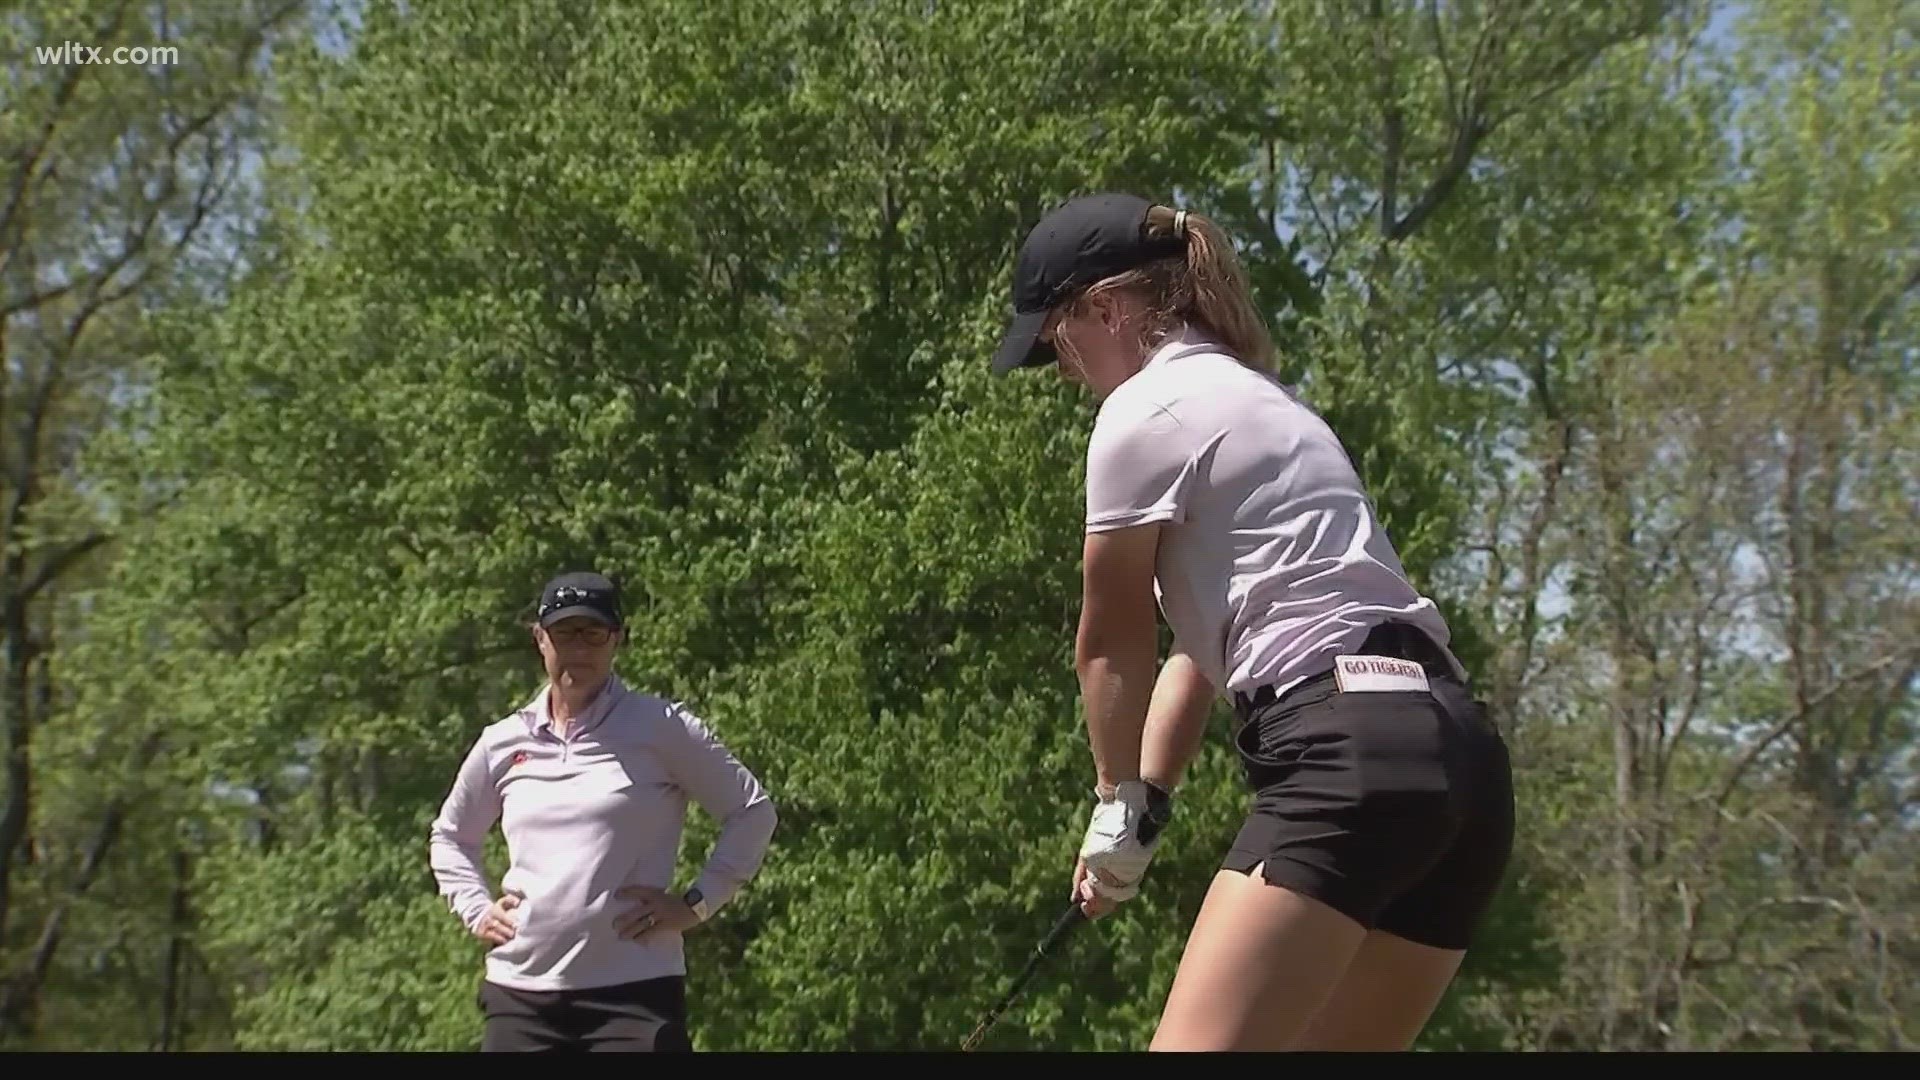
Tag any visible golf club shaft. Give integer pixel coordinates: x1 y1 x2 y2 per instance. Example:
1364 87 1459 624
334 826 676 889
961 901 1086 1051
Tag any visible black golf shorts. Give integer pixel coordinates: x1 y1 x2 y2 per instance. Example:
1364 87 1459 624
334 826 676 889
478 974 692 1052
1222 624 1515 952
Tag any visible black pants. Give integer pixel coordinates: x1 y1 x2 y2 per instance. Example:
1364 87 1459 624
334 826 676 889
1225 621 1515 952
479 975 692 1052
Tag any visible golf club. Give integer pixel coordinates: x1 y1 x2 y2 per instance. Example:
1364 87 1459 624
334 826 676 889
960 900 1088 1051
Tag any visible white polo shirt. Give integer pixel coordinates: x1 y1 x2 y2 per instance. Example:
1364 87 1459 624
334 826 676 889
1084 325 1462 698
428 674 777 992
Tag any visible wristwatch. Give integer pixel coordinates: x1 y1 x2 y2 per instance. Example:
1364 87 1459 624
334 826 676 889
682 886 711 922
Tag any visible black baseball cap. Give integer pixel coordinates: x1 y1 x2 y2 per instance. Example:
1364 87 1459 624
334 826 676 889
535 571 624 629
991 192 1187 375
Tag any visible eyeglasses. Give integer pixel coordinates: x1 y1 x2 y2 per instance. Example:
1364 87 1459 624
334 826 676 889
545 625 615 646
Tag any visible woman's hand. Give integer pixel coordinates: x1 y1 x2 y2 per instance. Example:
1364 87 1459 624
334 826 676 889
613 885 700 941
475 891 522 947
1071 856 1120 920
1072 779 1175 920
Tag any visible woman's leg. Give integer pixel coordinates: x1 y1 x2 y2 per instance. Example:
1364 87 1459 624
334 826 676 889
1291 682 1515 1051
1147 862 1371 1052
1288 679 1515 1051
1289 930 1465 1050
1170 627 1513 1053
574 976 692 1052
477 981 575 1052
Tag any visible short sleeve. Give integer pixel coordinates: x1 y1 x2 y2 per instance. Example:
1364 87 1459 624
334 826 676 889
1085 401 1200 533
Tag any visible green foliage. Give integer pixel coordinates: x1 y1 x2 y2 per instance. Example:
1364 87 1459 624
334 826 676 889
11 0 1914 1054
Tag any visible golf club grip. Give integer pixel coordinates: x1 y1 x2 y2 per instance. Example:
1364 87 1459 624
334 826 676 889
1041 899 1087 951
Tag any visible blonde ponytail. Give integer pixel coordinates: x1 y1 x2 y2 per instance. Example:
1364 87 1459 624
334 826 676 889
1058 204 1276 372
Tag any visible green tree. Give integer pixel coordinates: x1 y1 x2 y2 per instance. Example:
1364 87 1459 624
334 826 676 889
0 0 303 1047
1460 0 1919 1049
44 0 1878 1053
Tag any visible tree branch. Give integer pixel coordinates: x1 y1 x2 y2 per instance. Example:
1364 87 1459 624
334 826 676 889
19 533 112 604
1709 646 1920 813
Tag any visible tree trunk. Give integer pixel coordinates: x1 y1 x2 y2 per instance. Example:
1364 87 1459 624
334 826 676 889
154 847 192 1052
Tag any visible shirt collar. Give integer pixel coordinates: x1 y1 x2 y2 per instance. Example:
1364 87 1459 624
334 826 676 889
1142 322 1219 370
520 672 627 736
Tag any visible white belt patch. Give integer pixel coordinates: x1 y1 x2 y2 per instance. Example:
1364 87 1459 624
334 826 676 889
1334 654 1431 694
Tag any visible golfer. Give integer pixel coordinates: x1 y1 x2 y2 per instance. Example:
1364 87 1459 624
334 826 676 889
990 193 1515 1051
428 571 778 1052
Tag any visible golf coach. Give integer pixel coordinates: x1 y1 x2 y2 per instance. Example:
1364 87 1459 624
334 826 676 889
429 571 779 1052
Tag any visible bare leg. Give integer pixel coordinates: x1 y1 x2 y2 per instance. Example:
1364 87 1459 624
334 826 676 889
1290 930 1466 1050
1148 864 1369 1051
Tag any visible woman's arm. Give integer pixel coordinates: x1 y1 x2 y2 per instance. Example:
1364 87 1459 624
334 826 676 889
428 734 501 932
1140 646 1217 793
658 703 778 919
1076 523 1165 794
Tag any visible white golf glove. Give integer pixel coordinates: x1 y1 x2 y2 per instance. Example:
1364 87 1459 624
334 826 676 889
1077 780 1175 902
